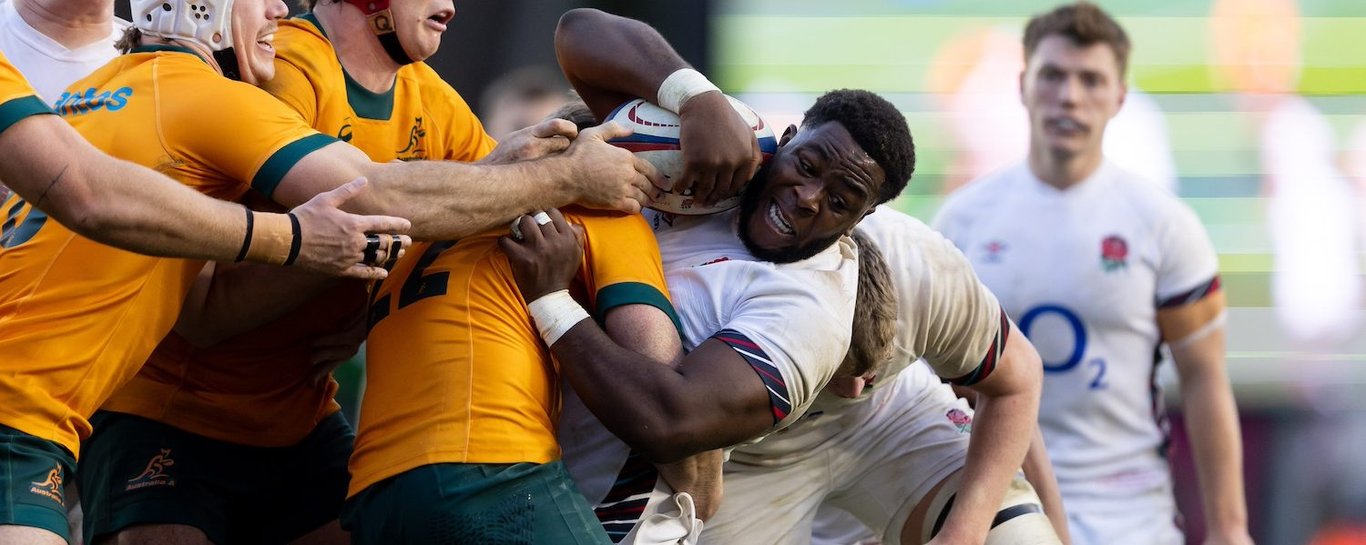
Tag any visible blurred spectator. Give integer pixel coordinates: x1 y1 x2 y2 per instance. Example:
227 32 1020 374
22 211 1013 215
1211 0 1362 347
478 65 571 140
925 24 1176 195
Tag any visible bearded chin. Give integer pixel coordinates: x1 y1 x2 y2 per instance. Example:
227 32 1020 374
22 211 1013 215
736 164 843 265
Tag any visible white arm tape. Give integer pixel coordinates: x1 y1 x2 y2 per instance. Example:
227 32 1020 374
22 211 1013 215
528 289 591 347
657 68 721 114
1168 309 1228 350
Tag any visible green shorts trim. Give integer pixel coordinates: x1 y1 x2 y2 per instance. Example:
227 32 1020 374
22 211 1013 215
78 410 353 545
342 461 611 545
0 424 75 542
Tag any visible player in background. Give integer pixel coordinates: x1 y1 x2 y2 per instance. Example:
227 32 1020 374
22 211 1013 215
0 0 661 543
497 10 927 543
78 0 576 542
933 4 1252 545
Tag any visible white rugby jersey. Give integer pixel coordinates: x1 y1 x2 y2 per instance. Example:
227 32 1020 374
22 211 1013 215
0 0 125 103
934 160 1221 501
560 207 858 540
731 205 1007 463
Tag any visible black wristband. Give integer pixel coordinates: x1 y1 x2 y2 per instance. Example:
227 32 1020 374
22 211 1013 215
234 207 254 262
284 212 302 266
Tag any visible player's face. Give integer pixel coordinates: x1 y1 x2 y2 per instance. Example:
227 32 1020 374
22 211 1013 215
231 0 289 85
1020 35 1126 162
738 121 885 264
391 0 456 62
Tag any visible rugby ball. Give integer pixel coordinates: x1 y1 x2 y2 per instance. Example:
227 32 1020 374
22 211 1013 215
606 95 778 215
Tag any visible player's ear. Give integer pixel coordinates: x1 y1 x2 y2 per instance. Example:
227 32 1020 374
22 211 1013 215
778 124 798 146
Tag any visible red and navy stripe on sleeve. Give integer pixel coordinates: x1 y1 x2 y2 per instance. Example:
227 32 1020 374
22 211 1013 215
947 309 1010 387
593 450 658 541
712 329 792 425
1156 275 1221 309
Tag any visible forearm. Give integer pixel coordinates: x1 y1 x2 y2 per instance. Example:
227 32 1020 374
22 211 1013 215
937 389 1038 543
355 158 581 240
1178 363 1248 537
1 116 261 262
551 320 711 461
654 449 725 521
1022 429 1070 545
74 157 252 259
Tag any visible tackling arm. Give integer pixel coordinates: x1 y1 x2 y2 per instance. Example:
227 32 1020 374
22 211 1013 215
601 305 725 521
272 123 662 240
1160 292 1252 545
0 114 407 279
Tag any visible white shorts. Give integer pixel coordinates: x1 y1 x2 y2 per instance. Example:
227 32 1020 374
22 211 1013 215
1065 487 1182 545
701 368 973 545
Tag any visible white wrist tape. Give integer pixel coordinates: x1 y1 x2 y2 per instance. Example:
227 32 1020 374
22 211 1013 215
1168 309 1227 349
657 68 721 113
528 289 590 347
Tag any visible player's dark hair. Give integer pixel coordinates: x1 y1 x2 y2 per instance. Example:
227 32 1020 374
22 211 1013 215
800 89 915 205
1024 2 1131 76
839 229 899 378
544 93 599 133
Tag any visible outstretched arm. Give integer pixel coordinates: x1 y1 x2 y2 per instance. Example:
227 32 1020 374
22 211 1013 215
929 326 1043 545
0 112 406 279
274 123 663 240
1162 293 1252 545
555 8 760 205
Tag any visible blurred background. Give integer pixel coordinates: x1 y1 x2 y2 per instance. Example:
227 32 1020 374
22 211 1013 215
112 0 1366 542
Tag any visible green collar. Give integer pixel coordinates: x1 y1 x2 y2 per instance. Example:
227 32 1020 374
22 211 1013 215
297 11 397 120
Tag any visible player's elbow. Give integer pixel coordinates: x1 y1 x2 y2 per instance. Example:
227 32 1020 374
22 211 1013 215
49 182 117 240
556 8 608 43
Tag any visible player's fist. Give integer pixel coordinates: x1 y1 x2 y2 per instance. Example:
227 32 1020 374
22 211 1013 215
500 208 584 301
677 91 762 207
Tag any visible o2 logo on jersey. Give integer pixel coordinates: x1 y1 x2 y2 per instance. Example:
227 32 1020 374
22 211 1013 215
1018 304 1108 390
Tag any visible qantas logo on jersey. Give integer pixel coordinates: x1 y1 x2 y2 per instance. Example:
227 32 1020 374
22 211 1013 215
55 87 134 116
1100 235 1128 272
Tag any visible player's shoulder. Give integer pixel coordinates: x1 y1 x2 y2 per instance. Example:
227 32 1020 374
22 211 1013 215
274 16 338 67
1102 160 1201 227
403 61 473 112
861 205 960 258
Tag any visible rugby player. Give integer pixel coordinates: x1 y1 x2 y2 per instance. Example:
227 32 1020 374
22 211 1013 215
934 4 1251 544
497 10 1058 545
0 0 659 543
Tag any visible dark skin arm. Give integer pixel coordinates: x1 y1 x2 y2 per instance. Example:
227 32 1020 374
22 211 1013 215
499 209 774 463
555 8 762 206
